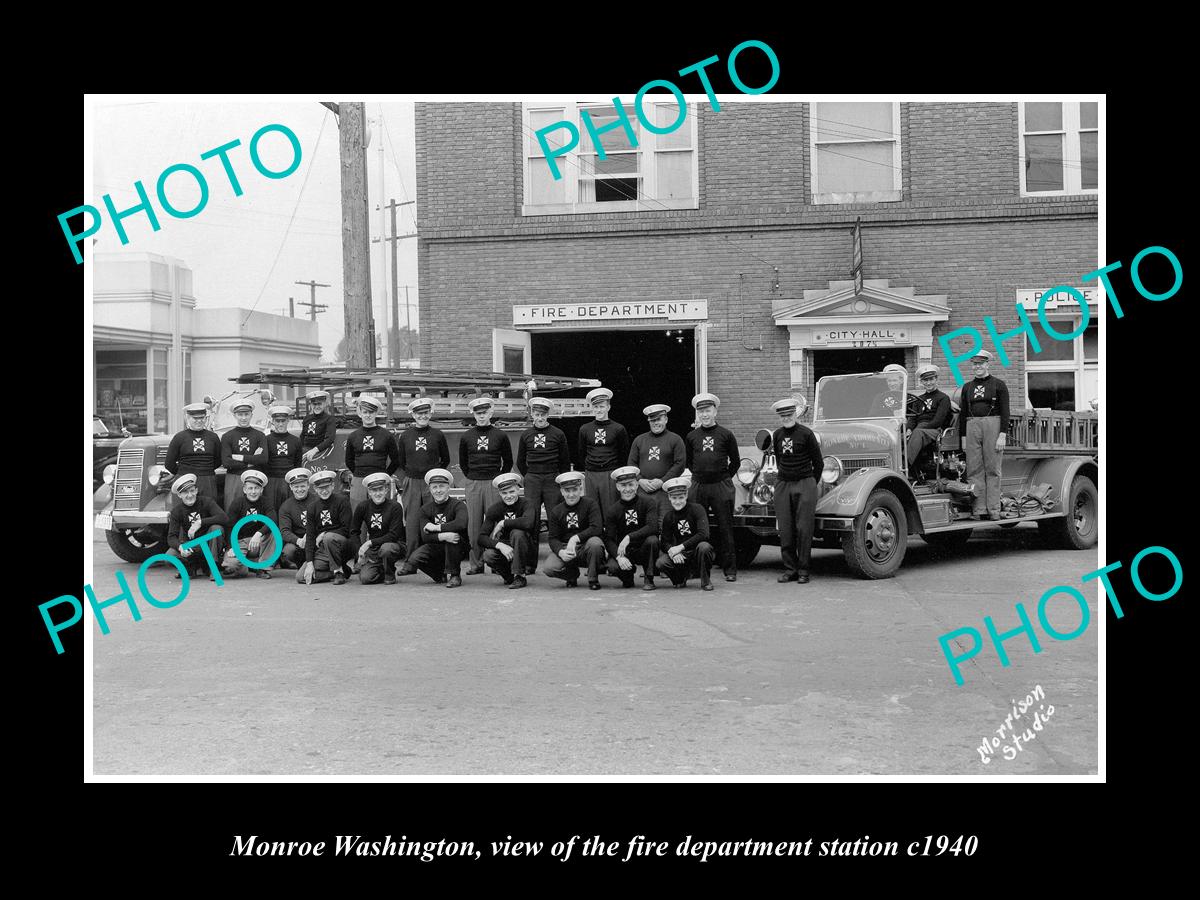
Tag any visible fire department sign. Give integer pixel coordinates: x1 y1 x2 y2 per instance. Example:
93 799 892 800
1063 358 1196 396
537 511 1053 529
514 300 708 325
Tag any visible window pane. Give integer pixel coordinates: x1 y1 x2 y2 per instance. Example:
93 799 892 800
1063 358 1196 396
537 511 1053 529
593 177 640 202
657 151 693 200
1081 367 1097 411
1080 102 1098 129
1025 102 1062 132
1027 325 1075 360
816 142 894 193
814 102 893 142
1025 133 1064 191
529 109 567 155
590 152 639 177
1083 322 1097 361
655 102 690 149
581 105 639 155
502 346 525 375
1080 131 1097 190
1027 371 1075 411
528 156 568 205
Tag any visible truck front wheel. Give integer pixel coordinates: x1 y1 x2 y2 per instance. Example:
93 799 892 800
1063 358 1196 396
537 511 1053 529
105 526 168 564
842 489 908 579
1039 474 1098 550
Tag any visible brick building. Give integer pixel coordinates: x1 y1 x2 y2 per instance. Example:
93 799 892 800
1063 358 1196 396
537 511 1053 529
415 101 1098 441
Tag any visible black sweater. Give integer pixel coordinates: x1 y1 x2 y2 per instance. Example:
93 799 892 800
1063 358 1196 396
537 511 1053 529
684 424 740 483
604 494 659 556
578 419 630 472
772 423 823 482
547 496 603 554
478 497 538 549
661 502 711 552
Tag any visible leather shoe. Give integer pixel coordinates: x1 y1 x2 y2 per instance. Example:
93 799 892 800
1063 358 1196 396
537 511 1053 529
565 579 577 588
642 577 656 591
384 573 396 585
589 581 601 591
778 572 799 583
797 572 810 584
446 574 463 588
396 564 417 576
701 581 714 591
509 575 527 590
465 565 485 575
724 573 737 582
332 571 348 585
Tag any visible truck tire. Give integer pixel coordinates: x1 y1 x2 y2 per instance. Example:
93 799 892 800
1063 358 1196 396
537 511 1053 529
842 489 908 579
1039 474 1098 550
923 528 973 551
733 531 762 569
105 526 168 564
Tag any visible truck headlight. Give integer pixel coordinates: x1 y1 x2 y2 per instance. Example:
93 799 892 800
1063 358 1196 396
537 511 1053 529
822 456 843 485
737 458 759 486
148 464 170 485
102 464 117 485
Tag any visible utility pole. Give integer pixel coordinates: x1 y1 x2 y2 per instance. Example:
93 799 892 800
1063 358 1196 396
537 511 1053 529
333 101 375 368
294 279 330 321
288 296 295 318
382 199 416 364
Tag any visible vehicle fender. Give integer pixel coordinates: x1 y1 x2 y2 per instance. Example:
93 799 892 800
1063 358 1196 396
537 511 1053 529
816 470 922 534
1027 456 1097 507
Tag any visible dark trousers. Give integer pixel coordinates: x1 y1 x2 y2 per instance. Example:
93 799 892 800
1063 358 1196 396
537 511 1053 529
279 542 305 569
606 535 660 585
223 472 246 514
907 427 941 469
637 487 672 522
584 470 619 522
656 541 715 586
359 541 403 584
222 531 279 576
296 532 350 583
689 479 736 575
482 529 534 582
408 539 464 582
399 475 433 560
265 477 290 516
775 477 818 576
166 525 224 575
543 536 606 583
464 479 501 568
523 471 562 543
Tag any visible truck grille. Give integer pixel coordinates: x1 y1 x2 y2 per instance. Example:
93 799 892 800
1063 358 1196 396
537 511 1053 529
842 456 889 475
113 448 145 510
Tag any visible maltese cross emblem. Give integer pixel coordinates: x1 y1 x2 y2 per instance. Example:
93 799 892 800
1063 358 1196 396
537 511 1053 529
534 434 547 449
362 436 375 451
924 399 934 411
973 386 986 400
187 512 201 527
566 512 579 529
702 436 715 451
307 422 316 434
782 438 794 454
415 436 427 451
300 511 308 527
648 446 661 460
319 509 332 526
435 513 447 525
370 513 383 529
476 436 489 451
192 438 206 452
505 511 517 520
625 510 639 525
275 441 289 455
677 520 692 536
594 428 606 444
884 396 896 408
237 437 251 451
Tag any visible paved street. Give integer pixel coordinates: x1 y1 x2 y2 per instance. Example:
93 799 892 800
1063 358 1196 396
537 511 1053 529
92 526 1098 776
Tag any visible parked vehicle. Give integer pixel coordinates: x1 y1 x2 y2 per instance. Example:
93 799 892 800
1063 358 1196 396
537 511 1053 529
730 372 1098 578
93 367 601 563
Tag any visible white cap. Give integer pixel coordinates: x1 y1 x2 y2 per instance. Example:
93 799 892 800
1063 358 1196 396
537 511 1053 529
171 473 198 495
309 469 337 485
307 391 330 401
643 403 670 417
772 397 807 415
356 396 382 412
585 387 613 403
493 472 522 491
882 364 907 376
611 465 640 482
468 397 494 412
231 398 255 413
363 471 392 490
556 470 585 487
239 469 268 486
971 349 993 362
407 397 434 414
183 401 208 416
691 392 720 409
284 468 311 484
916 364 940 379
268 405 292 417
424 468 453 485
528 397 553 412
663 477 691 495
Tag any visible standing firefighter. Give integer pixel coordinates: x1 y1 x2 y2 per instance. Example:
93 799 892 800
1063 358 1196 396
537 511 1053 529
344 396 400 507
297 469 353 585
300 390 337 464
657 477 715 591
578 387 629 521
771 396 823 585
350 471 406 586
400 468 469 588
459 397 514 575
517 396 570 561
958 350 1010 520
684 392 740 582
164 401 222 507
220 398 267 512
264 404 302 513
628 403 686 521
603 465 660 591
478 472 538 590
395 397 451 562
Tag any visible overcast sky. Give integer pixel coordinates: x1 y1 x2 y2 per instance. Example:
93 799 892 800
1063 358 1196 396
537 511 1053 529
93 100 418 362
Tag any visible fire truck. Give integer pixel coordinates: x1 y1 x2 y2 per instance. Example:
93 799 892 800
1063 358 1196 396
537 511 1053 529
93 367 600 563
730 372 1099 578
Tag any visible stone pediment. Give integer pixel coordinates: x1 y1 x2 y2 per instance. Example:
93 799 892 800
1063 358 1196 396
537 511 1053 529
773 280 950 322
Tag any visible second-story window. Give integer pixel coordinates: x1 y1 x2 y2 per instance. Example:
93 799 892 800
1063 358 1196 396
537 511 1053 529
810 102 902 204
523 101 698 215
1020 101 1098 195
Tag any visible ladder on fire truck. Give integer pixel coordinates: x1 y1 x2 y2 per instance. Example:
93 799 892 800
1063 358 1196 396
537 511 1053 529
232 366 603 422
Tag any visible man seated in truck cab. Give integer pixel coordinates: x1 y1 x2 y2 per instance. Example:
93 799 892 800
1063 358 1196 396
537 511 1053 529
906 363 953 473
867 364 910 419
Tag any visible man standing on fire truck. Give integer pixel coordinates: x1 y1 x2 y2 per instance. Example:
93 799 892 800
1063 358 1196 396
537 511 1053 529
300 390 337 464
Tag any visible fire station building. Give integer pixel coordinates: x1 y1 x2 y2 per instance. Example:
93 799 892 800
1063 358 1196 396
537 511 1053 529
414 101 1098 440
